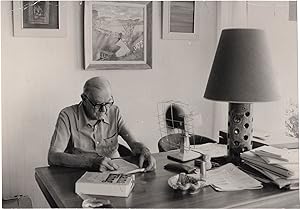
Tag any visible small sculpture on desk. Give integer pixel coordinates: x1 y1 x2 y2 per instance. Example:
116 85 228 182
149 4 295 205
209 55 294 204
203 154 212 170
194 154 212 171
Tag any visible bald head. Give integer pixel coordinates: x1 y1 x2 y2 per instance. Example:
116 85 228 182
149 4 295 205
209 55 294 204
83 77 111 96
82 77 113 120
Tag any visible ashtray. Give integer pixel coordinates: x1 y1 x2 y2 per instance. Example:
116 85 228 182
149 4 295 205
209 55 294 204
82 198 112 208
168 173 207 194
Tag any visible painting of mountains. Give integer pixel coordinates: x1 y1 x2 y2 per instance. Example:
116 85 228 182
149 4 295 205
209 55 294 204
92 3 145 62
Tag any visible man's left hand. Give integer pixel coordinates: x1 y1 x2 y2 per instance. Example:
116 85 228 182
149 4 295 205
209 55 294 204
139 148 156 172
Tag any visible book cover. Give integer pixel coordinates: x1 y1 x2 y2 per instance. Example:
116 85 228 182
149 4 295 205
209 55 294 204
75 172 135 197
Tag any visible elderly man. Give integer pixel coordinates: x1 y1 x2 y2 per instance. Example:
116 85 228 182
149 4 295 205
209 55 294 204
48 77 156 172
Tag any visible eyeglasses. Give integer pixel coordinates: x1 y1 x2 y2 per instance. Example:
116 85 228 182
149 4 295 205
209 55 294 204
83 94 114 111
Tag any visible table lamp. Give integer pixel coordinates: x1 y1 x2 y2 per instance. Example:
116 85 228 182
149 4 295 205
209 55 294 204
204 28 280 164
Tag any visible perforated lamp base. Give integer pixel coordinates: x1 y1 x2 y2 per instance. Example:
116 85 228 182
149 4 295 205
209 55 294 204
228 103 253 164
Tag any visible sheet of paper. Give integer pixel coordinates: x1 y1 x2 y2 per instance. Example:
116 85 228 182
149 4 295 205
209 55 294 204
191 143 227 158
109 159 139 174
252 146 299 164
206 163 263 191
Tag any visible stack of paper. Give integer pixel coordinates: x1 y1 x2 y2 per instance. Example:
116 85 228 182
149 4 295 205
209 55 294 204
206 163 263 191
241 146 299 189
191 143 227 158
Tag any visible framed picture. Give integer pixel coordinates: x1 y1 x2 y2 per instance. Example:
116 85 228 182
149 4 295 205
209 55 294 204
162 1 200 40
13 1 67 37
84 1 152 70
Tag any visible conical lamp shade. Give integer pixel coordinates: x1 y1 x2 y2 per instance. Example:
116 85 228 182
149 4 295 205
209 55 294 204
204 29 280 102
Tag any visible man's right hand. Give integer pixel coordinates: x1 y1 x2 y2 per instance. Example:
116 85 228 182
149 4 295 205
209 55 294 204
99 157 119 172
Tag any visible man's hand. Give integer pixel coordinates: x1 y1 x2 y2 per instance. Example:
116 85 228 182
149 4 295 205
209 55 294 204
139 148 156 171
99 157 119 172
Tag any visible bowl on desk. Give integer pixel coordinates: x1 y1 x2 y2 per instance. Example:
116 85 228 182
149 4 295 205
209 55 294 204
168 173 207 194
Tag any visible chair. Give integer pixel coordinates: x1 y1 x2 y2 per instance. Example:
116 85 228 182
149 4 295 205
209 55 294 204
158 133 216 152
118 143 133 157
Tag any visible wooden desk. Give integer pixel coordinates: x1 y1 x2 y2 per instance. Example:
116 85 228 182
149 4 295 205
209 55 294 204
35 151 299 208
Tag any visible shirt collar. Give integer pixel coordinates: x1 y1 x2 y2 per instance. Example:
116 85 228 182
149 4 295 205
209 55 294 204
78 102 110 129
101 114 110 124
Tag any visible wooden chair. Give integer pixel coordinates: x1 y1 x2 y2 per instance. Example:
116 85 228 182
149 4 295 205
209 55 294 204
158 133 216 152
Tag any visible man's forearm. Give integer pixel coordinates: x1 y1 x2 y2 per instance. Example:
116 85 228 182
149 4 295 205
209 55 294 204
130 142 151 157
48 151 104 170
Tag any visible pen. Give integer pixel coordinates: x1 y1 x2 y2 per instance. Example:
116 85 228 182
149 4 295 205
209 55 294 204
124 168 146 175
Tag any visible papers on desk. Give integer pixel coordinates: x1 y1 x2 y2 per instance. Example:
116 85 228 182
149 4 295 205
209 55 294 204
191 143 227 158
206 163 263 191
241 146 299 189
252 146 299 164
109 159 139 174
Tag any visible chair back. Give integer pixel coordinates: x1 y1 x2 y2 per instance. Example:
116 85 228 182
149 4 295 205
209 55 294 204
118 144 133 157
158 133 215 152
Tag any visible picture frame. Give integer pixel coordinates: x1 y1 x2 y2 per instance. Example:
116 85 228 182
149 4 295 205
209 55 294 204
162 1 200 40
13 1 67 37
84 1 152 70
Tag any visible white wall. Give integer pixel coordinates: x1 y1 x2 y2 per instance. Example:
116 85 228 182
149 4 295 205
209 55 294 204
213 1 298 137
1 1 217 207
248 1 298 134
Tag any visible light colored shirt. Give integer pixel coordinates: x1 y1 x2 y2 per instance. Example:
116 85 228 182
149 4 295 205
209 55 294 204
50 102 127 158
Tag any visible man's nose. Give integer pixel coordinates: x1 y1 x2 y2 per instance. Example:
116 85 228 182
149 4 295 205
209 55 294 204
100 105 106 112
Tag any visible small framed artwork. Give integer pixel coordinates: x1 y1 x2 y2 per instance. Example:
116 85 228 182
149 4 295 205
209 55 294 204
84 1 152 70
13 1 67 37
162 1 200 40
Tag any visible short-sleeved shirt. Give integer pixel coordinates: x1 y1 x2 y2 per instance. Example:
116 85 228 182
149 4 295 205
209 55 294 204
50 102 126 158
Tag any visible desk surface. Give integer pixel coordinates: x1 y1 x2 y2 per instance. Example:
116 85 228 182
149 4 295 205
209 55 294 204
35 151 299 208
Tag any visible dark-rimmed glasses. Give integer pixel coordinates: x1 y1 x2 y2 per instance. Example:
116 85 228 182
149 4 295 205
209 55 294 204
83 94 114 111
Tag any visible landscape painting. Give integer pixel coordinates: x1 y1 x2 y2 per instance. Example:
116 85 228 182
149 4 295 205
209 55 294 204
92 3 145 62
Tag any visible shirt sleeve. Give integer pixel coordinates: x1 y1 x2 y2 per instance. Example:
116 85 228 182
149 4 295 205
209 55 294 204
49 110 71 152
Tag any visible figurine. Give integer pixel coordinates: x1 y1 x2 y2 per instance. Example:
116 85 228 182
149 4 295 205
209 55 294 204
202 154 212 170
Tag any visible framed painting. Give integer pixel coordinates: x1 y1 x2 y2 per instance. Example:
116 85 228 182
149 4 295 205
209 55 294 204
13 1 67 37
84 1 152 70
162 1 200 40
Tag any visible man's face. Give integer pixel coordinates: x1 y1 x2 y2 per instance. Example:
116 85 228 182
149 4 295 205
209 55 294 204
82 88 113 120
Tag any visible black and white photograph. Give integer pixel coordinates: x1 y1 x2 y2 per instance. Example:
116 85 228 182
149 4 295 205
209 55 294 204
1 0 299 208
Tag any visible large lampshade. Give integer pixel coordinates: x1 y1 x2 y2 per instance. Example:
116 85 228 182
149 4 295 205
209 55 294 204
204 28 280 164
204 28 280 102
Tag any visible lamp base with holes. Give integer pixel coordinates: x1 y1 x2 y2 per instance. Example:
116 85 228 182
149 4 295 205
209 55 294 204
227 103 253 164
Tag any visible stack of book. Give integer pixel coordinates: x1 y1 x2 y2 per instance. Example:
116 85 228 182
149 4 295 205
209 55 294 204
241 146 299 189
